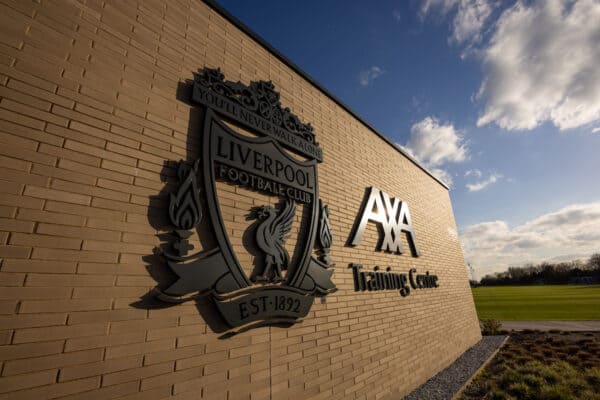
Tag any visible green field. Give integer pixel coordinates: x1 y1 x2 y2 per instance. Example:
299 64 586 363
471 285 600 320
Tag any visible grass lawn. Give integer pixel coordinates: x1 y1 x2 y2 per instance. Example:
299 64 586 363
459 331 600 400
471 285 600 320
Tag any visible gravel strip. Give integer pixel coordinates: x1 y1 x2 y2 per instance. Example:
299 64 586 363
500 320 600 331
403 335 506 400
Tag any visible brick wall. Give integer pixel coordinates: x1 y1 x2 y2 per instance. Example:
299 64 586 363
0 1 481 399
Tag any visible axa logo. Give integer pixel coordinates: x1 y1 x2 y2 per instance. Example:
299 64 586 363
349 187 420 257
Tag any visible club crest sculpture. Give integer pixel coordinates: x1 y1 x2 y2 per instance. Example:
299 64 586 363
156 68 335 330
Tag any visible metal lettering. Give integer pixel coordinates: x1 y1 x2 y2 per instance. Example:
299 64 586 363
348 264 436 297
350 187 420 256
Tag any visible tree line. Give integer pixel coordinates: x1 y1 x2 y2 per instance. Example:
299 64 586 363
473 253 600 286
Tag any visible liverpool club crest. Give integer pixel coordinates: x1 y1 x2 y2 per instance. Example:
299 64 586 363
155 68 335 330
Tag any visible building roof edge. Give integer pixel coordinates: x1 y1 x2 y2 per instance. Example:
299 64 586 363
202 0 450 190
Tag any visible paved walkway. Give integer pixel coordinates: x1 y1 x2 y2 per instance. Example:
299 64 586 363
500 320 600 331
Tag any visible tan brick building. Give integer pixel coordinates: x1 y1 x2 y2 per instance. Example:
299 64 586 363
0 1 481 399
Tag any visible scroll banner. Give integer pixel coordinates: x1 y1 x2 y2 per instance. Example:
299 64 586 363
298 257 336 294
193 84 323 162
214 287 314 327
163 249 242 296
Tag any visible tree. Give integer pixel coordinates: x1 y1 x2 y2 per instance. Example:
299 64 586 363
477 256 599 286
589 253 600 272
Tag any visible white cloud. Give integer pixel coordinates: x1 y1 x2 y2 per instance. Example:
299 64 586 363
430 167 454 187
398 143 454 186
452 0 493 44
358 66 384 86
460 201 600 276
422 0 460 16
592 127 600 133
465 169 482 178
404 117 468 166
476 0 600 130
399 117 469 188
421 0 494 44
466 172 502 192
423 0 600 131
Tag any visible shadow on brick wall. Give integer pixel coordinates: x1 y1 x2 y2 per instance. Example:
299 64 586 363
130 80 232 333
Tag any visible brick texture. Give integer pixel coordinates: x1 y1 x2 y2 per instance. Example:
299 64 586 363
0 1 481 399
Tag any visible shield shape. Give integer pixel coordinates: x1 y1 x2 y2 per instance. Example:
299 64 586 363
202 109 319 290
158 68 335 329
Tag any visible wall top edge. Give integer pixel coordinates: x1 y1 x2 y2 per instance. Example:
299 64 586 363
202 0 450 190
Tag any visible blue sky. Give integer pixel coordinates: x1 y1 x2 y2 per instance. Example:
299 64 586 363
218 0 600 277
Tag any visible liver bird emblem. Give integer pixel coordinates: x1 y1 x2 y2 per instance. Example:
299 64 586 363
253 198 296 282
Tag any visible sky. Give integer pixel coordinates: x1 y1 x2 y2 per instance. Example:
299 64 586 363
217 0 600 279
